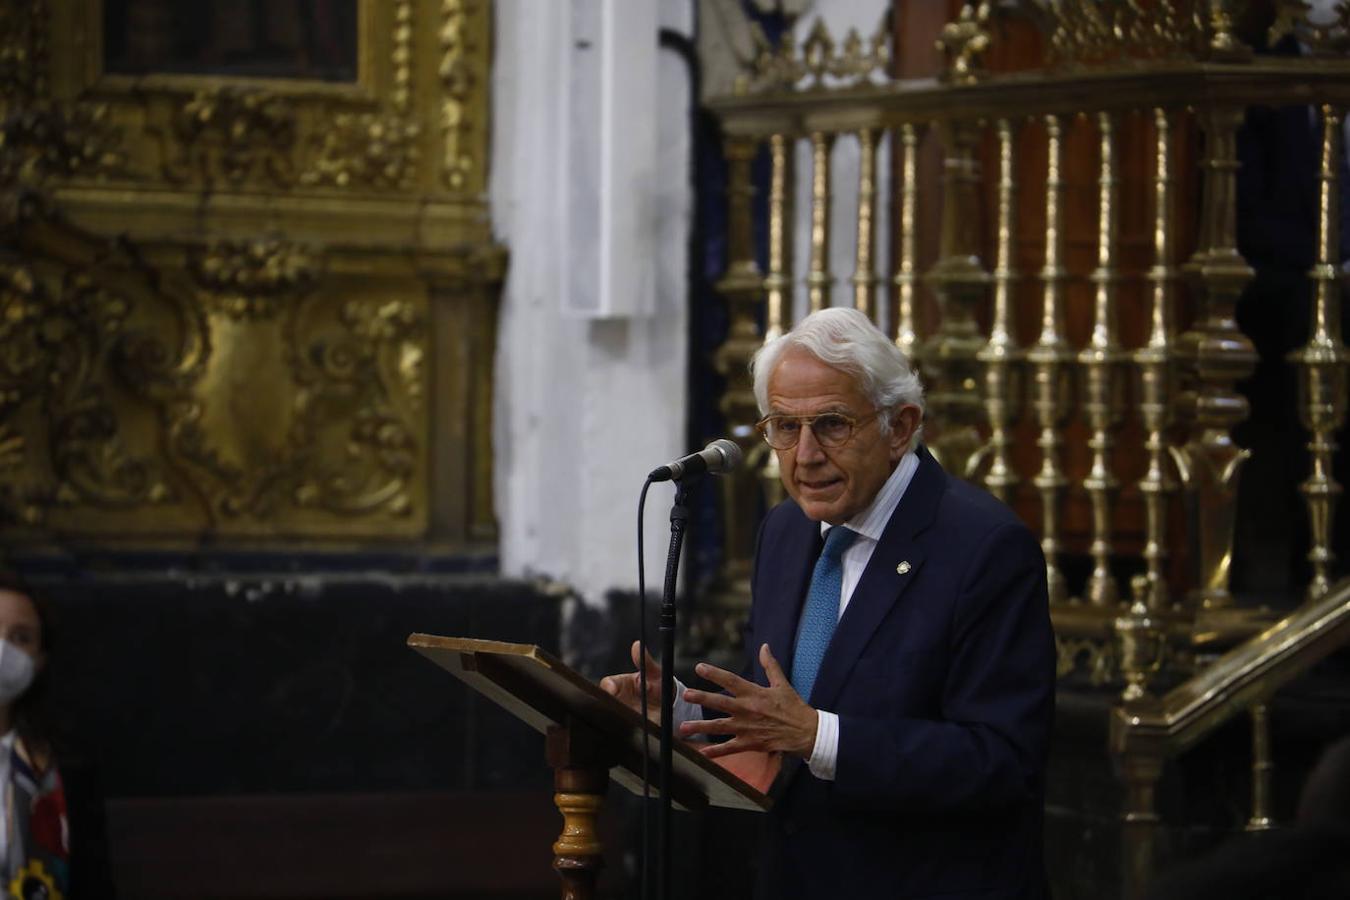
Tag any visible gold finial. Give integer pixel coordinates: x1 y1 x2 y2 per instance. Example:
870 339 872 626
802 19 835 86
937 2 992 85
1205 0 1254 60
1115 576 1166 703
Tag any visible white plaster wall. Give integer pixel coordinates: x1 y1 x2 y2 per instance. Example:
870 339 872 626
491 1 694 604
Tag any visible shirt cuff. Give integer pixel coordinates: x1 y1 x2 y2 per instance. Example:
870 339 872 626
672 677 706 741
806 709 838 780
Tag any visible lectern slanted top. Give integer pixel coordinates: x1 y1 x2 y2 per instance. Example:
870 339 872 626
407 633 772 813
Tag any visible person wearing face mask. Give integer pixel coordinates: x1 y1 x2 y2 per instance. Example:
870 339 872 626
0 579 68 900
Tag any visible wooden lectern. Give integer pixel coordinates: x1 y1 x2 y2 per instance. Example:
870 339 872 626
408 634 772 899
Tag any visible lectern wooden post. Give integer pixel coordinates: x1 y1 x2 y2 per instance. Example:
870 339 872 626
407 635 771 900
546 719 610 899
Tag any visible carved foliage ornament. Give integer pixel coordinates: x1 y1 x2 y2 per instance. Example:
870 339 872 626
736 0 1350 91
168 236 425 523
1037 0 1350 65
0 0 47 106
742 13 890 93
1 104 125 189
189 237 320 319
301 112 420 190
162 85 426 193
0 1 122 190
0 230 427 534
165 89 298 187
1 0 497 196
937 2 993 84
0 259 174 526
304 0 422 190
287 297 424 520
440 0 480 190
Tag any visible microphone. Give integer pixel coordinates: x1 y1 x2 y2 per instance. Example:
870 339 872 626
648 438 743 482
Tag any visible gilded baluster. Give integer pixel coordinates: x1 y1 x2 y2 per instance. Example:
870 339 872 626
1290 105 1350 602
973 118 1022 503
762 132 793 508
922 118 989 479
765 132 794 342
1028 114 1073 605
698 136 767 662
547 724 611 900
806 130 835 313
1178 106 1257 611
1115 575 1167 900
851 127 879 321
892 122 922 360
1119 753 1163 900
1116 575 1166 702
1080 111 1125 607
1245 701 1275 831
1135 108 1180 612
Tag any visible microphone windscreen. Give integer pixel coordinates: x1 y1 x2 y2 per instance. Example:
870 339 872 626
711 438 743 472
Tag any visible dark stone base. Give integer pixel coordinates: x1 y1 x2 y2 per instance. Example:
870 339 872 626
13 557 572 897
24 567 560 797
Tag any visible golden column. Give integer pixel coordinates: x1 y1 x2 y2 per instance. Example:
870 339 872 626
1289 105 1349 601
764 133 794 343
1112 578 1168 900
973 118 1022 504
851 127 880 321
806 130 835 313
1135 108 1181 612
1245 701 1275 832
921 118 990 479
892 122 922 361
761 131 794 507
699 135 766 658
1178 106 1257 611
1080 111 1125 607
1028 114 1073 606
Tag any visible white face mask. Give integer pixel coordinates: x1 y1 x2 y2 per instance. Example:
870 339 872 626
0 640 35 706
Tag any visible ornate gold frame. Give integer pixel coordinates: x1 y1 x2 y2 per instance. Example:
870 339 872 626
0 0 501 548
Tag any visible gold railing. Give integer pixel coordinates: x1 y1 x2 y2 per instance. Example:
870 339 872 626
702 2 1350 895
1112 576 1350 897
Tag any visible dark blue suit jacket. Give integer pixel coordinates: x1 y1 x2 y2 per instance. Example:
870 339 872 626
744 446 1054 899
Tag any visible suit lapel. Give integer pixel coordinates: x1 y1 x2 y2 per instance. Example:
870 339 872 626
760 509 822 682
808 446 947 711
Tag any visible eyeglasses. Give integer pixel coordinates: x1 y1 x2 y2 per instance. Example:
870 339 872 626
755 409 879 451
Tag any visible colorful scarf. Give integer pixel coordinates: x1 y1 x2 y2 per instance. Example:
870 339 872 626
5 737 67 900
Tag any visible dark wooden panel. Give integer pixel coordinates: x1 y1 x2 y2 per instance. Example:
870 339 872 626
105 791 572 899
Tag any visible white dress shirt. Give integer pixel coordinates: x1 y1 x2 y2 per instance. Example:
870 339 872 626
805 449 919 780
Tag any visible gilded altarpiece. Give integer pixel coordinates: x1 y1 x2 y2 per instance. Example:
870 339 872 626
0 0 500 547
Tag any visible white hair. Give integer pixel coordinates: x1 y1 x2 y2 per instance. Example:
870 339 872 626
750 307 926 438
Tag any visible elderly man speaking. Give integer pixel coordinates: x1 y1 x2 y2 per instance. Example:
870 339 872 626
604 307 1055 900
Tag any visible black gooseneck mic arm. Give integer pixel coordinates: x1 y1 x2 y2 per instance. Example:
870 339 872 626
657 477 689 900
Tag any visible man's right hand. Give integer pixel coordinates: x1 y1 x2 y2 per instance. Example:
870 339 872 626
599 640 662 724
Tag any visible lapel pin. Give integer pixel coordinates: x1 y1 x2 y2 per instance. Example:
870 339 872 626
896 561 912 575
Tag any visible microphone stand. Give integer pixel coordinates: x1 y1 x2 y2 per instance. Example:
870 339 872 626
657 478 690 900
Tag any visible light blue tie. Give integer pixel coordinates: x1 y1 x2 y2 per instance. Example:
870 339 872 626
791 526 858 703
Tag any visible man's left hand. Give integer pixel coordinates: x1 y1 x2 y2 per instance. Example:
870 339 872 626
678 643 817 759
